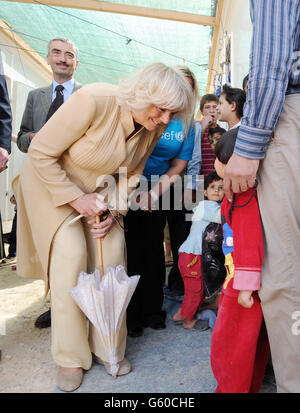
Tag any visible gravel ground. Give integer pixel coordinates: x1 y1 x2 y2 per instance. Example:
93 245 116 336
0 264 276 394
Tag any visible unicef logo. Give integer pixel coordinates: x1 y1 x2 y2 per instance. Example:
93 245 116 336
175 131 184 142
162 131 184 142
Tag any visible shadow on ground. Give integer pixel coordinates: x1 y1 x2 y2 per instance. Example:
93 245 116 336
55 313 276 394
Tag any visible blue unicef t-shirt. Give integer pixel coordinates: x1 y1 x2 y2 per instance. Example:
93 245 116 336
143 118 195 181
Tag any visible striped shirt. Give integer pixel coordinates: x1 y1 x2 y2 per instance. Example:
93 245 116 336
200 122 217 176
235 0 300 160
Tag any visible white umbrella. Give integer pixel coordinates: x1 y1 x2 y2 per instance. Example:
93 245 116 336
70 215 140 377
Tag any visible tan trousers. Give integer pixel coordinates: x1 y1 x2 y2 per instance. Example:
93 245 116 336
258 94 300 393
49 212 127 370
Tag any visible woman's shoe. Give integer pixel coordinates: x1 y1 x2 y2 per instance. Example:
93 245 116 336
56 367 83 392
144 311 166 330
128 326 143 337
150 321 166 330
93 355 131 376
144 320 166 330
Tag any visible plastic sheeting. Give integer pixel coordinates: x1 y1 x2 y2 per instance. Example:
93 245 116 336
0 0 217 94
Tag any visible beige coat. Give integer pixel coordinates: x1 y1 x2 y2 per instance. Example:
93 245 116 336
13 83 166 286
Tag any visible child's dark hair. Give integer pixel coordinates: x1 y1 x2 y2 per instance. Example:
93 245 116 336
214 127 239 165
242 74 249 92
200 93 219 112
208 126 226 138
221 84 246 119
204 171 222 191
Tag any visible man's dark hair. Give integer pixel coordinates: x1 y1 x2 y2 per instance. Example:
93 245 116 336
214 127 239 165
204 170 222 190
200 93 219 112
221 84 246 119
242 74 249 92
208 126 226 138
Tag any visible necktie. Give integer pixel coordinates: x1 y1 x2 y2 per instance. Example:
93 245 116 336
46 85 64 121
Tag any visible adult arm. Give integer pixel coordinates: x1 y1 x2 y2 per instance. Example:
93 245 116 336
17 91 37 153
139 121 195 210
138 157 188 210
224 0 300 200
0 74 12 171
186 122 202 190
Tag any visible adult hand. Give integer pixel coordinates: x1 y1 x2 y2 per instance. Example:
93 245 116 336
69 193 107 216
224 154 260 202
0 147 9 172
88 213 116 239
238 290 254 308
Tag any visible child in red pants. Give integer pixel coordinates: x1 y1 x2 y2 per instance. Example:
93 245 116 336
173 172 224 329
211 128 270 393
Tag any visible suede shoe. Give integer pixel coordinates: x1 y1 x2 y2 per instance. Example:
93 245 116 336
93 354 131 376
56 367 83 392
35 309 51 328
128 326 143 337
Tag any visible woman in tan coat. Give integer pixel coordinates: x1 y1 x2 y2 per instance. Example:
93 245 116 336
13 62 194 392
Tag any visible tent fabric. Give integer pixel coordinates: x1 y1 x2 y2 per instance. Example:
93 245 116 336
0 0 217 94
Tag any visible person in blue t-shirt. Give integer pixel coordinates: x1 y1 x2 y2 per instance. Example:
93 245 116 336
124 66 198 338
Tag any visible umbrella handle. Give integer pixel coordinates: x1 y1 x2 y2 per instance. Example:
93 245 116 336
96 215 104 279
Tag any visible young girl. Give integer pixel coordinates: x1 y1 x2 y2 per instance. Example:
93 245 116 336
172 171 224 329
210 128 270 393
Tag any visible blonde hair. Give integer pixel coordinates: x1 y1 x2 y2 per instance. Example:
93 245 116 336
173 65 200 106
116 62 195 132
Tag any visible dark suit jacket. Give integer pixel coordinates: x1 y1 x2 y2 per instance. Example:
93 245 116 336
17 80 81 153
0 74 12 154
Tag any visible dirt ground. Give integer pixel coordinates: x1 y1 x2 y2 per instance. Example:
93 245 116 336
0 263 55 393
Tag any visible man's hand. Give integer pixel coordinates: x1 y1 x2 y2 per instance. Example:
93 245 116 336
224 154 260 201
238 290 254 308
0 147 9 172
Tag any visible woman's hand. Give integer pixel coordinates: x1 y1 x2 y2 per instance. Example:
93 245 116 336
238 290 254 308
69 193 107 216
88 213 116 239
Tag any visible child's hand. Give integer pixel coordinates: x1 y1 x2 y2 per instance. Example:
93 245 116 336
238 290 254 308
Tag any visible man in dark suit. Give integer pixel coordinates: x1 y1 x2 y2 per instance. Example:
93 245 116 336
0 49 12 265
0 48 12 361
17 37 81 152
0 51 11 172
17 37 81 328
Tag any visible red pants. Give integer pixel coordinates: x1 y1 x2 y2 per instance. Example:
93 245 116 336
210 280 270 393
178 252 205 320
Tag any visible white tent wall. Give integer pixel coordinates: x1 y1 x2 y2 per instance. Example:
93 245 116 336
224 0 252 88
0 30 51 222
210 0 252 91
